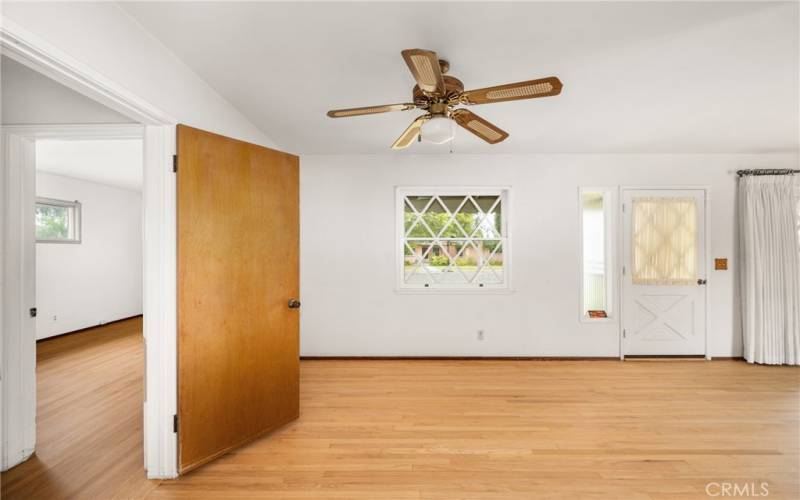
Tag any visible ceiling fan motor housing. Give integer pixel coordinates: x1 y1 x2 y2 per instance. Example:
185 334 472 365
413 76 464 106
428 102 450 116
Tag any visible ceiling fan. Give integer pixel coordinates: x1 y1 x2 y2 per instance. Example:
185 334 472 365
327 48 563 149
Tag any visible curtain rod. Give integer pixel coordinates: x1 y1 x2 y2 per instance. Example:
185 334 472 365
736 169 800 177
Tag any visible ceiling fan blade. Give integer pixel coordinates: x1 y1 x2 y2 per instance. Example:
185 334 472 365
327 103 416 118
391 115 429 149
451 109 508 144
459 77 562 105
401 49 446 96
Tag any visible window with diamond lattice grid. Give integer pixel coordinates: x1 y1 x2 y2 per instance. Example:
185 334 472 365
399 190 508 290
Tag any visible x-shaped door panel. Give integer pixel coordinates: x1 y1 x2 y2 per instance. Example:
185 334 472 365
633 293 695 342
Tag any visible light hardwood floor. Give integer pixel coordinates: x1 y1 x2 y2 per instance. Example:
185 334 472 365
1 317 153 500
2 319 798 499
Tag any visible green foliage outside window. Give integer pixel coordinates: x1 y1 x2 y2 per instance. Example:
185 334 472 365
404 211 500 238
429 255 450 266
35 204 70 240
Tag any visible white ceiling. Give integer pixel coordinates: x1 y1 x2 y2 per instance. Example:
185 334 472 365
1 55 133 125
36 140 143 191
2 56 141 191
122 1 799 155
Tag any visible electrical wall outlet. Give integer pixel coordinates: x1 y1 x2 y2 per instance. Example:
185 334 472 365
477 330 485 341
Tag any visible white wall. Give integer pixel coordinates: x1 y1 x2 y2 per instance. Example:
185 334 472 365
2 2 278 149
35 172 142 339
300 153 799 358
1 55 133 125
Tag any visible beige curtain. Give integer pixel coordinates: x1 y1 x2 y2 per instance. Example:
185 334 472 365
738 175 800 365
632 197 698 285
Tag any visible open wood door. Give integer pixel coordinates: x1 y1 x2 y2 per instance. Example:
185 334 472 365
176 125 300 473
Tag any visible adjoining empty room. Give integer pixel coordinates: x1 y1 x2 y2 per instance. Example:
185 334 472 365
1 1 799 499
34 139 143 341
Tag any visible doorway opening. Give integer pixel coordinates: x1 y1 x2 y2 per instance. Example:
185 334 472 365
0 53 154 496
1 29 177 482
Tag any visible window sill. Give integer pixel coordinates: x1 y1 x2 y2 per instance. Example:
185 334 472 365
578 316 617 324
36 239 81 244
395 288 516 295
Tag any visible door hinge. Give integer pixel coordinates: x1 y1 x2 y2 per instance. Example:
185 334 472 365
622 203 626 213
30 307 37 318
622 266 626 275
172 155 178 173
623 329 627 339
173 414 178 433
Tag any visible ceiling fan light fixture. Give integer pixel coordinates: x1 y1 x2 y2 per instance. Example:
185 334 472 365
421 116 455 144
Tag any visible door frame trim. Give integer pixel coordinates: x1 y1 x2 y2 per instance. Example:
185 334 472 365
1 19 178 478
618 186 711 361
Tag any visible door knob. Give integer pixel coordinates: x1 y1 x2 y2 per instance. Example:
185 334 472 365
697 279 707 285
288 299 301 309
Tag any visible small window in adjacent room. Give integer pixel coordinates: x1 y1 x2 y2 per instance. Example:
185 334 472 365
398 188 509 290
35 197 81 243
580 189 615 319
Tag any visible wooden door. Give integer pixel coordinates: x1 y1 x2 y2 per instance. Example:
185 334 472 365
176 125 300 473
621 189 706 356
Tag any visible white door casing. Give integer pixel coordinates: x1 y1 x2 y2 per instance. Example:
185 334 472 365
1 132 37 468
621 189 707 356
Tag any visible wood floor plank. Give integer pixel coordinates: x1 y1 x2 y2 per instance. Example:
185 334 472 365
3 323 798 499
1 317 157 500
149 359 798 500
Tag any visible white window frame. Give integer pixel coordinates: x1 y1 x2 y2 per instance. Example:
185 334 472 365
35 196 82 243
396 186 511 293
578 187 617 322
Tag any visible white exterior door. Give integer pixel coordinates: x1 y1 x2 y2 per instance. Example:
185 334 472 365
622 189 706 356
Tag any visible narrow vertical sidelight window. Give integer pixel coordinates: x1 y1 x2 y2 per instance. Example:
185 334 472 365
580 188 615 319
